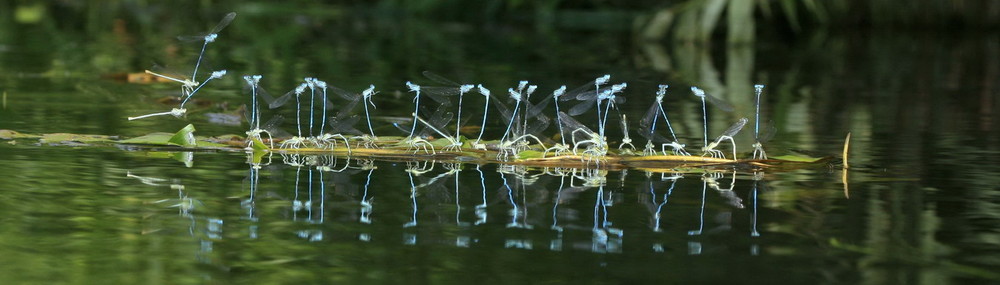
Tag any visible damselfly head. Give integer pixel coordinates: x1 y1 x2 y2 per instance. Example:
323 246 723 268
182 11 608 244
526 85 538 97
508 88 521 101
553 85 567 98
314 79 327 90
243 75 261 86
405 81 420 92
459 84 474 94
691 87 706 97
476 84 490 96
612 83 627 93
295 83 308 95
516 81 529 93
209 70 227 79
596 74 611 85
170 108 187 117
363 84 377 97
656 84 668 97
754 84 764 93
205 34 218 42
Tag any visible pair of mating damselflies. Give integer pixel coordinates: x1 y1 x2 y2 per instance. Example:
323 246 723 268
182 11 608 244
129 12 236 121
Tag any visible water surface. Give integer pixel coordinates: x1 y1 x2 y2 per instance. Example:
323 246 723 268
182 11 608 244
1 4 999 284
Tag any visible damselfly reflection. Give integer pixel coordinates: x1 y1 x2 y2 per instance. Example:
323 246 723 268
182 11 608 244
216 155 775 253
129 170 225 261
645 171 681 232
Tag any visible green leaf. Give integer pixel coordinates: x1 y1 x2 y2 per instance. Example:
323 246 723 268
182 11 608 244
168 124 197 147
249 136 270 151
250 150 268 164
119 132 177 146
194 139 229 148
772 154 823 163
123 151 194 167
173 152 194 167
517 150 545 159
39 133 114 144
0 129 40 139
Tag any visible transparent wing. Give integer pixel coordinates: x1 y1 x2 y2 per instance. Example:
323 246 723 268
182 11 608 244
613 94 626 105
267 89 295 109
567 99 596 116
525 95 552 117
148 63 192 84
177 35 208 43
704 92 734 112
327 85 360 101
421 90 454 106
421 86 462 97
328 114 364 135
572 80 623 102
260 115 292 138
558 112 597 141
327 85 363 118
491 94 516 126
638 101 660 132
256 87 274 103
559 77 608 102
335 96 362 119
208 12 237 34
757 120 777 143
421 71 461 87
243 83 276 104
635 126 671 143
416 107 454 138
719 118 749 138
525 112 552 141
490 95 528 137
176 12 237 42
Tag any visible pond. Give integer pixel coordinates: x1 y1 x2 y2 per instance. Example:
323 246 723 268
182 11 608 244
1 3 999 284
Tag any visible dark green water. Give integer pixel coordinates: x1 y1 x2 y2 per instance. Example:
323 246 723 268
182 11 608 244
2 3 1000 284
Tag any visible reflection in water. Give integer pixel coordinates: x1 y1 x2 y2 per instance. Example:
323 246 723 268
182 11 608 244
128 169 219 264
750 172 765 255
648 172 680 232
138 152 776 265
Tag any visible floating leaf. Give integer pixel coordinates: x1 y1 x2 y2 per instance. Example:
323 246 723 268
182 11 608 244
168 124 197 147
249 136 269 151
39 133 114 144
250 150 268 164
119 132 177 146
193 138 229 148
0 129 39 139
122 150 193 167
174 152 194 167
771 154 824 163
517 150 545 159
